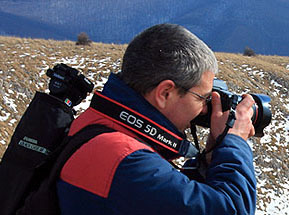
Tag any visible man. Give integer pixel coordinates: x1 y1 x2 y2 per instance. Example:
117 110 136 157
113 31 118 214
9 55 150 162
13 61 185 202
57 23 256 214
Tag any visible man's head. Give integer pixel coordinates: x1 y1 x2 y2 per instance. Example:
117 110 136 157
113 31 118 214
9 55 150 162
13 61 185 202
118 23 218 94
118 23 218 131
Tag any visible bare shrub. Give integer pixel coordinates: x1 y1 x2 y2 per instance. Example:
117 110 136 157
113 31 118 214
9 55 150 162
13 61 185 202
76 32 92 46
243 46 256 56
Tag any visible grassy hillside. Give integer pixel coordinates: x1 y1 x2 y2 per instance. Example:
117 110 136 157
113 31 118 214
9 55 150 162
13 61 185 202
0 36 288 214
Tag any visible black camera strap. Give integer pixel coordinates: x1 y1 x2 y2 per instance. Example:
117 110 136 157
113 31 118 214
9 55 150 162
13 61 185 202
217 94 238 142
90 92 199 158
188 94 239 174
205 94 239 155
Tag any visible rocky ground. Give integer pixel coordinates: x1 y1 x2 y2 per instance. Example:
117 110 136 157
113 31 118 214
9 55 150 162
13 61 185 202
0 36 288 214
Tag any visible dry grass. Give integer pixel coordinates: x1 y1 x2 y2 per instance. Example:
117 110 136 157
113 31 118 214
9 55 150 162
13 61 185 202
0 36 289 212
0 36 127 157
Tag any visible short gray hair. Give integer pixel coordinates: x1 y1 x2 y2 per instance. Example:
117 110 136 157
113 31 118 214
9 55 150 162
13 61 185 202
118 23 218 95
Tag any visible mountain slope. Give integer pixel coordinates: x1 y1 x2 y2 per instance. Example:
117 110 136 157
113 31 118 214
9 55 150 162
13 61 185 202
0 10 70 39
0 36 288 214
0 0 289 55
173 0 289 55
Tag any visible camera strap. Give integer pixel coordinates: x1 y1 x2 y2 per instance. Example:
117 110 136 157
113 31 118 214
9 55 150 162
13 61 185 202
205 94 239 155
90 91 199 158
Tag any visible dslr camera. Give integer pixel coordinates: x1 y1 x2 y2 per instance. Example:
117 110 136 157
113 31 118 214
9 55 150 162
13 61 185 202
46 64 94 107
192 79 272 137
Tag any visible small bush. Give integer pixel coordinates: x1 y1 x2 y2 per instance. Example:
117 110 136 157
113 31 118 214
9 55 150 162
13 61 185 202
243 46 256 56
76 32 92 46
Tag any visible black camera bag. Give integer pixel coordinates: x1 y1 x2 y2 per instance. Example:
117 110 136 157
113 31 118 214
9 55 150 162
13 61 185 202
0 92 114 215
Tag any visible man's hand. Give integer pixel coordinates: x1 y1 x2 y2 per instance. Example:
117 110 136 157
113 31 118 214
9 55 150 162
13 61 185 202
205 92 255 164
207 92 255 150
228 94 255 139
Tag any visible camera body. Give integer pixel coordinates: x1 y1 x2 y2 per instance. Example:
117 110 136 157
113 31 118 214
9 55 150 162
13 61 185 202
46 64 94 107
191 79 272 137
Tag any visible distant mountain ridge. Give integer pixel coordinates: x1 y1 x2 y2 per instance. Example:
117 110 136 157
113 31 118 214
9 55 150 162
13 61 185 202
0 0 289 55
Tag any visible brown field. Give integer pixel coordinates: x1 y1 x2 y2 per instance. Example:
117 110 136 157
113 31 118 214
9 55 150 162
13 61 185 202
0 36 289 213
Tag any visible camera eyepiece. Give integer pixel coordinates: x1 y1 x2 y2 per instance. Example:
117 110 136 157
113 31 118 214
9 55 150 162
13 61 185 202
191 79 272 137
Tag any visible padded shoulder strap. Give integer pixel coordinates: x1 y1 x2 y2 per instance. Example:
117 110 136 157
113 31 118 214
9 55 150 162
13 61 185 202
48 124 115 183
16 124 115 215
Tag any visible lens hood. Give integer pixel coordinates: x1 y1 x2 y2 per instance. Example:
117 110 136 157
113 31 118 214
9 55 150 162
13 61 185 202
250 94 272 137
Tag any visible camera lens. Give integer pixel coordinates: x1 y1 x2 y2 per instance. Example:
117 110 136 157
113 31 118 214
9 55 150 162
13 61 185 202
191 93 272 137
250 94 272 137
191 79 272 137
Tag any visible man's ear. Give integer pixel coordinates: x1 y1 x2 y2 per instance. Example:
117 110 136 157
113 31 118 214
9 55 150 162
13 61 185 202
145 80 176 109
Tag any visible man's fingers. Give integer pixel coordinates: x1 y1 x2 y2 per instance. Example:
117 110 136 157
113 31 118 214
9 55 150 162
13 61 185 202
211 91 222 114
250 125 255 137
240 94 255 110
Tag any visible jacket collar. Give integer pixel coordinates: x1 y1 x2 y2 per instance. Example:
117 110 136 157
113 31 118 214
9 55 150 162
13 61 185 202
102 73 184 138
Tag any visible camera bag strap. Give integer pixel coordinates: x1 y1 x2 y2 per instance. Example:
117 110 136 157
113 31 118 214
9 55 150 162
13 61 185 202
16 123 115 215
